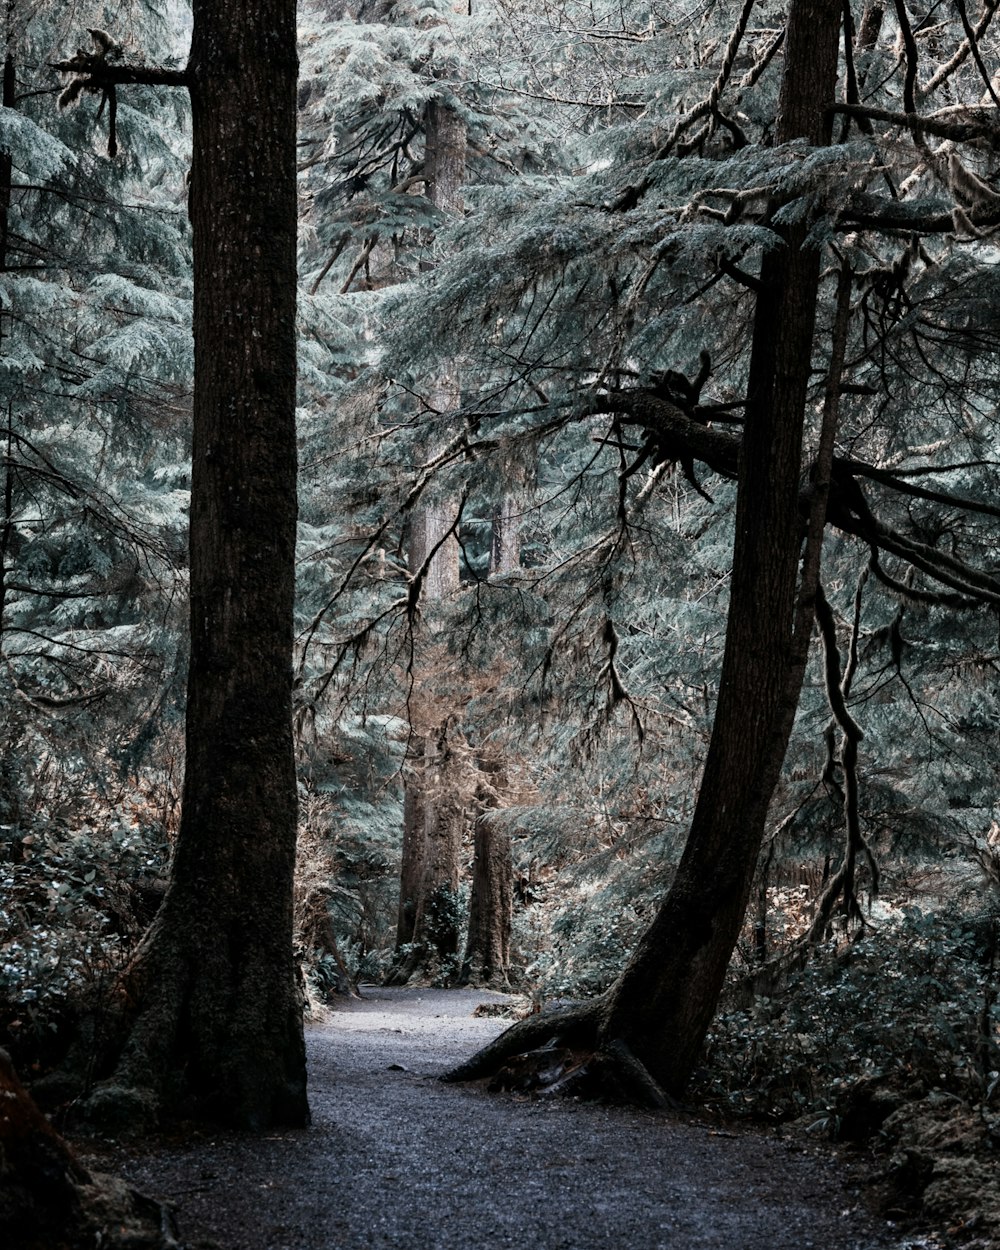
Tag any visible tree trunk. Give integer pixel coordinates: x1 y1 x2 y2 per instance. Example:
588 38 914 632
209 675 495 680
461 755 513 987
108 0 307 1130
425 98 466 217
0 16 12 267
389 714 468 982
389 96 468 984
490 496 520 576
415 716 466 958
1 13 15 649
395 738 426 948
0 7 22 826
594 0 843 1095
458 502 519 985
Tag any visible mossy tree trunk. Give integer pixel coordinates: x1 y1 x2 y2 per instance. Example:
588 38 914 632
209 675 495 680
459 505 519 986
110 0 307 1130
391 713 468 983
461 753 513 988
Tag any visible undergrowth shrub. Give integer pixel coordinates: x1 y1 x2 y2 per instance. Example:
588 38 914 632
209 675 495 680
697 905 1000 1128
0 818 170 1076
294 797 397 1000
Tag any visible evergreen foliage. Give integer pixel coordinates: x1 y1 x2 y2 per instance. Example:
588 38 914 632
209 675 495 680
1 0 191 825
296 0 1000 989
0 0 998 1227
0 0 190 1068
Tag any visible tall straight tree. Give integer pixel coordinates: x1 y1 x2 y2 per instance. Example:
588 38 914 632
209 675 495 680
95 0 308 1129
389 95 470 984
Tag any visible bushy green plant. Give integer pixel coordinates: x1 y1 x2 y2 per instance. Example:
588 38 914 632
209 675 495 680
697 905 1000 1129
0 817 170 1074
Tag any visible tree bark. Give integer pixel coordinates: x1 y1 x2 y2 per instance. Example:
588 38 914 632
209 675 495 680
415 716 466 958
389 96 468 984
395 738 426 949
389 714 468 982
593 0 844 1095
1 17 15 652
490 496 520 576
458 502 519 985
425 98 466 217
109 0 307 1129
461 754 513 987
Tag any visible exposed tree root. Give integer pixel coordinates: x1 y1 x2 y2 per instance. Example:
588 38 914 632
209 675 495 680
81 914 309 1132
441 998 604 1083
487 1044 583 1093
443 999 677 1110
598 1038 676 1110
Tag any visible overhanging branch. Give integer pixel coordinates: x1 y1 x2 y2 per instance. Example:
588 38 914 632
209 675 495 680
49 55 189 90
827 102 1000 144
593 388 1000 606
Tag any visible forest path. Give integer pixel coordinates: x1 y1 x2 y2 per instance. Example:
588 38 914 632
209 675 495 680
119 987 908 1250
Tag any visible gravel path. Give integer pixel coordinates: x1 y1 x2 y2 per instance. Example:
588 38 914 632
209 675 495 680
118 988 919 1250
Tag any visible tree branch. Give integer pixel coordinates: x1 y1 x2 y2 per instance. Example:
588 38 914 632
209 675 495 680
827 101 1000 143
592 388 1000 605
50 56 189 90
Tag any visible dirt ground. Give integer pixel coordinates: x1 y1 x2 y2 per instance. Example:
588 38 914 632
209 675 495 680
108 988 937 1250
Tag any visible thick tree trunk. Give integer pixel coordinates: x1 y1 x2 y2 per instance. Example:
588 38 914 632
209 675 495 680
458 505 519 985
595 0 843 1095
425 98 466 217
389 714 468 982
109 0 307 1130
415 717 466 957
408 494 461 598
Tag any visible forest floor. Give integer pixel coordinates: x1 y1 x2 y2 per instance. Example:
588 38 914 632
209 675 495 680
101 987 938 1250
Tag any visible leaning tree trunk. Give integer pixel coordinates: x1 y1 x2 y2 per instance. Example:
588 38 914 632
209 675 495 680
594 0 843 1094
108 0 308 1130
446 0 844 1097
